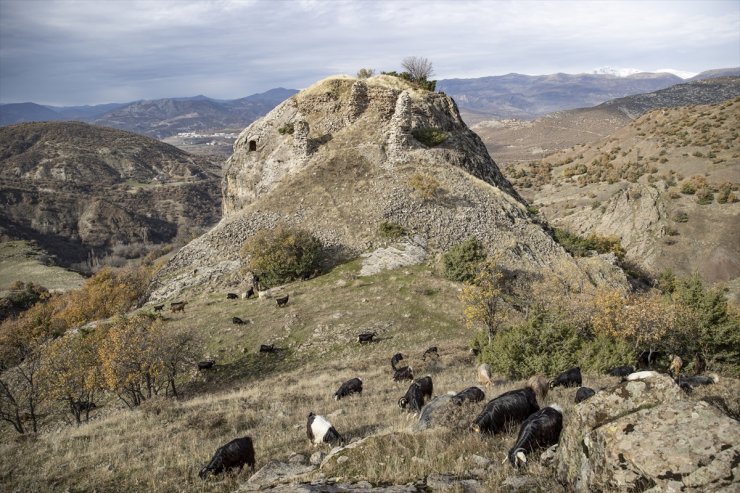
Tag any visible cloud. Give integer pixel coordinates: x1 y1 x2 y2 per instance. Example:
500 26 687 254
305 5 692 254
1 0 738 105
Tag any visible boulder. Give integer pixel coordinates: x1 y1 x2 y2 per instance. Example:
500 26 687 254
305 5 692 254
246 460 316 485
556 373 740 492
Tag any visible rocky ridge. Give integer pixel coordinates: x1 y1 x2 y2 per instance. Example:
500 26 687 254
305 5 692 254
149 75 628 301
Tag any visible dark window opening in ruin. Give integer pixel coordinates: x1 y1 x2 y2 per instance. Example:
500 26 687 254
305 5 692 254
249 140 257 151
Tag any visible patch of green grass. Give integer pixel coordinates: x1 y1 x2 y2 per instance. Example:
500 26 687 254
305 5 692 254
411 128 448 147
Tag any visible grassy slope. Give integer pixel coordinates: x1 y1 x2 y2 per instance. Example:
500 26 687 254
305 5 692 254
2 259 738 492
0 241 85 296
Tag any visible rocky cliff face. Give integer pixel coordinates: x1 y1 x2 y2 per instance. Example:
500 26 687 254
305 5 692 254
150 75 627 301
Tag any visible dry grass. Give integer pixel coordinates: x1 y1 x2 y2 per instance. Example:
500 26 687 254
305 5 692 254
3 260 738 492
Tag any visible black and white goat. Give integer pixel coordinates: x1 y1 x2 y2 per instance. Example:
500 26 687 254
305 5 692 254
471 387 539 434
507 405 563 468
199 437 255 479
574 387 596 403
393 366 414 382
306 412 342 445
550 367 582 388
334 377 363 400
451 386 485 406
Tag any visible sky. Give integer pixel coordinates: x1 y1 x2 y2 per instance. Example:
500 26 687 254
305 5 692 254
1 0 738 106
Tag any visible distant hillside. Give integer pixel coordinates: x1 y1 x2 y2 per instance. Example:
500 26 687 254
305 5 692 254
437 72 683 119
690 67 740 81
0 121 223 270
475 77 740 164
504 98 740 298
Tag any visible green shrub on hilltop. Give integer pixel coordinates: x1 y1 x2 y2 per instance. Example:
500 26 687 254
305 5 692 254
411 128 448 147
377 221 406 239
241 225 323 287
441 238 486 283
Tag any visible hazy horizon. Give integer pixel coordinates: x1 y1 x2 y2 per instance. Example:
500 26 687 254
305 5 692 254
1 0 738 106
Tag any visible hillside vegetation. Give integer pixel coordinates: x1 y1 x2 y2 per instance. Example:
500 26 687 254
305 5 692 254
1 254 738 491
502 98 740 298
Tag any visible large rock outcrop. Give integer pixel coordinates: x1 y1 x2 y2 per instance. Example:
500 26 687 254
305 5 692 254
149 75 628 301
556 373 740 492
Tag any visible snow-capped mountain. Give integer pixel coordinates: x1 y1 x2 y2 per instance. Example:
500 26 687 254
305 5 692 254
591 66 697 79
591 66 643 77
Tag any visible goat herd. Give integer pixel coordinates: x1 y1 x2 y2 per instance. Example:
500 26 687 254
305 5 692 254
198 345 721 481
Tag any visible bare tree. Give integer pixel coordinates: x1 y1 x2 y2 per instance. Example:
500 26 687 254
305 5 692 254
401 56 434 81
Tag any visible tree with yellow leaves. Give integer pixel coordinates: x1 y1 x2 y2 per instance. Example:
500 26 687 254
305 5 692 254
460 258 509 345
98 314 162 408
41 329 103 424
57 266 149 328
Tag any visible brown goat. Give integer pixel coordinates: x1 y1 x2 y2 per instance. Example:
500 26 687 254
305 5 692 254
477 363 493 389
527 374 549 401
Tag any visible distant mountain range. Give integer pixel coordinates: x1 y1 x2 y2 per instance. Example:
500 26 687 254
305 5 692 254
473 76 740 163
0 88 298 138
437 68 740 120
2 68 738 138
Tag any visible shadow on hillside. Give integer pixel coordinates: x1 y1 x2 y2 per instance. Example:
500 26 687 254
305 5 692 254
183 349 302 396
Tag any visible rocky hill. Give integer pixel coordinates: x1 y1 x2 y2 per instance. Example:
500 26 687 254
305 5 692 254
149 75 627 301
473 77 740 164
0 121 224 270
437 72 683 120
506 98 740 298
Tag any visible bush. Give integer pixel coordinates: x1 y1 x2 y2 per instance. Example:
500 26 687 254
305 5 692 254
240 225 323 287
695 188 714 205
553 228 625 260
377 221 406 239
356 68 375 79
441 238 486 283
578 335 635 374
277 123 294 135
411 128 448 147
480 312 582 379
673 211 689 223
408 173 442 200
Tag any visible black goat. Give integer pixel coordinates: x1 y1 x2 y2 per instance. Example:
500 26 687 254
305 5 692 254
358 332 377 343
199 437 255 479
232 317 248 325
198 360 215 370
259 344 276 353
608 365 634 377
574 387 596 403
227 293 239 300
275 295 289 307
550 367 582 388
390 352 404 371
398 379 430 412
472 387 539 435
334 377 363 400
422 346 438 360
507 406 563 468
451 386 485 406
